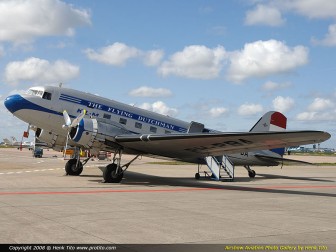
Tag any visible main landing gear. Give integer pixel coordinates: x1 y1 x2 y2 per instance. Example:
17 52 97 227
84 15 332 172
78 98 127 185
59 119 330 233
65 148 91 176
102 150 140 183
244 165 256 178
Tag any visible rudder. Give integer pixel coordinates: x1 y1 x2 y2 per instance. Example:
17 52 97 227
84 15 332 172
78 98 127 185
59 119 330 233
249 111 287 156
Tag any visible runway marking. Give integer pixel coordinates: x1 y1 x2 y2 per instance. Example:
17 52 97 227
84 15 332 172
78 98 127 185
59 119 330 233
0 184 335 196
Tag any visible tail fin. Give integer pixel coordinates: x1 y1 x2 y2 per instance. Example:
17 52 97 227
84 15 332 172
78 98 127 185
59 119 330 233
250 111 287 156
3 138 11 144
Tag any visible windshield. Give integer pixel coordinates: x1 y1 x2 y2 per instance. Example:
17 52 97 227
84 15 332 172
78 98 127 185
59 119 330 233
26 88 52 100
26 88 44 97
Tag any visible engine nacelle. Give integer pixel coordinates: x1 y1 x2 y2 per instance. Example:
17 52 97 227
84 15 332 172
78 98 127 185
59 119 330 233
69 118 130 148
36 128 66 148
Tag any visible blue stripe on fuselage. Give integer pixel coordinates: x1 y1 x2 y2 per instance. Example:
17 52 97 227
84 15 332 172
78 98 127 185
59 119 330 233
59 93 188 133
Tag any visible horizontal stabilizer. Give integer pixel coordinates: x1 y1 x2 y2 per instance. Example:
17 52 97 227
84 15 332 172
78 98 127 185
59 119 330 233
255 154 313 165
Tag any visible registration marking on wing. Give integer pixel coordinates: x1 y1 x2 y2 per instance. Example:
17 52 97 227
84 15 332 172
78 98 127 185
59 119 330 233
184 138 254 153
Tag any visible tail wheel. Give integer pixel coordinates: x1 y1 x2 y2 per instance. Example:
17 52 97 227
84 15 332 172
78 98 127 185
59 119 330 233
65 159 83 176
103 163 124 183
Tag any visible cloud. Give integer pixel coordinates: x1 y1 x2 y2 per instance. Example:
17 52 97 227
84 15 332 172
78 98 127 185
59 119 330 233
129 86 172 98
296 97 336 121
158 45 227 79
308 98 334 111
296 111 336 121
272 96 295 113
209 107 229 118
312 24 336 47
4 57 79 85
245 4 285 26
238 103 263 116
85 42 141 66
0 0 91 44
261 81 291 92
143 50 164 66
138 101 178 117
280 0 336 19
85 43 164 67
227 40 309 83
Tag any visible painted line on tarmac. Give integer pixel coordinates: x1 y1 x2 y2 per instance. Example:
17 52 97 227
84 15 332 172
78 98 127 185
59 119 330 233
0 184 336 196
0 168 63 175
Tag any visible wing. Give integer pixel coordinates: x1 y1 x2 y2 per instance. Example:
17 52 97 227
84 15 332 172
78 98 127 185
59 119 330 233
114 131 330 163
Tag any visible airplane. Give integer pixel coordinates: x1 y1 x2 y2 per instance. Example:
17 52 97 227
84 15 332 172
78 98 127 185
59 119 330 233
4 85 330 183
3 136 33 150
3 135 49 150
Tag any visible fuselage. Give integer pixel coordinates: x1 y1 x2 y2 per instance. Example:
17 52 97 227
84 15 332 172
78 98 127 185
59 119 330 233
4 85 282 166
5 86 190 136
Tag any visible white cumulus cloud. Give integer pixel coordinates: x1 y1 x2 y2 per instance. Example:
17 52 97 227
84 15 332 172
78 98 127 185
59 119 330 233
85 42 141 66
245 4 285 26
143 50 164 66
0 0 91 44
4 57 79 85
85 43 164 67
209 107 229 118
227 40 309 83
280 0 336 19
272 96 295 113
308 98 334 111
238 103 263 116
313 24 336 47
158 45 227 79
138 101 178 117
296 97 336 121
129 86 172 98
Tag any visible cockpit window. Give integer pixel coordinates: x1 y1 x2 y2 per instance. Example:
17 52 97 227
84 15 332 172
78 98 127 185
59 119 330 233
42 92 52 100
26 88 52 100
26 89 44 97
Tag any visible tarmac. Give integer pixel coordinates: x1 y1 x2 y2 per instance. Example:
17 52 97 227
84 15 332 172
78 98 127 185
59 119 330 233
0 148 335 251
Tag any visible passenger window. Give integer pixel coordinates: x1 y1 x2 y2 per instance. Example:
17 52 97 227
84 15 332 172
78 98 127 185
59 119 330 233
135 122 142 129
165 130 171 134
103 113 111 119
150 126 157 133
42 92 52 100
119 118 127 125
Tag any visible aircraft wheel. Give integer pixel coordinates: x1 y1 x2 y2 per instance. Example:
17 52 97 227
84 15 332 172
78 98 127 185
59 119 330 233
103 163 123 183
248 170 256 178
65 159 83 176
195 173 200 180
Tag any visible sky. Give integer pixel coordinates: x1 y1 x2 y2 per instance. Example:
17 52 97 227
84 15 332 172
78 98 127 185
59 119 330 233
0 0 335 148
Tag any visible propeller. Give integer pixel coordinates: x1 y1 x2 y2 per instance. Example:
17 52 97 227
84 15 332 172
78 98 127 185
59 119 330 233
62 109 86 157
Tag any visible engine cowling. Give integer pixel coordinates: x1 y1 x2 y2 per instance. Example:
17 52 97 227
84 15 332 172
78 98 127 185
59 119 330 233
36 128 66 149
69 118 130 148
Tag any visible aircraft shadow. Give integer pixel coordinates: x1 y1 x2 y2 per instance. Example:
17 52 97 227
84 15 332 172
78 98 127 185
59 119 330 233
83 171 336 198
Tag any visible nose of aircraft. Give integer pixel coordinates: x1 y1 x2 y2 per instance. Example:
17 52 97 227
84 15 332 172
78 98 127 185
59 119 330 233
4 94 25 114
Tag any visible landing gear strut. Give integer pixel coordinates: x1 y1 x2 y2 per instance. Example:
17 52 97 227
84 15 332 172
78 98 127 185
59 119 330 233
102 150 140 183
65 148 91 176
244 165 256 178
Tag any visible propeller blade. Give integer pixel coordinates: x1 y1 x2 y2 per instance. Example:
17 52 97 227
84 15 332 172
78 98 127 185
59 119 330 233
63 110 71 127
70 109 86 127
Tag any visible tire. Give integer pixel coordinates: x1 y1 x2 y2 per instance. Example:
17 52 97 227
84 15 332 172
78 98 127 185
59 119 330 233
248 170 256 178
103 163 123 183
65 159 83 176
